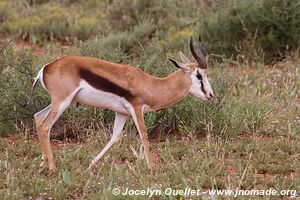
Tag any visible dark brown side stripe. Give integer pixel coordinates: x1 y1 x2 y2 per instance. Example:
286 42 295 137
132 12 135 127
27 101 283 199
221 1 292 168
79 68 133 100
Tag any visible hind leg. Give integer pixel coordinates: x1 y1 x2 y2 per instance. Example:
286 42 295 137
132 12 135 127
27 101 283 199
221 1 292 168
38 88 82 170
34 104 51 167
38 102 61 170
38 99 72 170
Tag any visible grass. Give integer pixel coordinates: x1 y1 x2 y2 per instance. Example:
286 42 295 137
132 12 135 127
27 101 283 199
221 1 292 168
1 133 299 199
0 0 107 43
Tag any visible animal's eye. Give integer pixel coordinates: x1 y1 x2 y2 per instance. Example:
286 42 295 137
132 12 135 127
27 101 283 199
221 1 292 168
196 71 202 81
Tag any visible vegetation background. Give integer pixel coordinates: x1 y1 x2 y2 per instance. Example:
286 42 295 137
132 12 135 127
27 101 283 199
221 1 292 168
0 0 299 199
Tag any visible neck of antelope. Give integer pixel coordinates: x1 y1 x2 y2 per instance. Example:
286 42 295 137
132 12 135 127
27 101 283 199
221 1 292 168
148 70 191 111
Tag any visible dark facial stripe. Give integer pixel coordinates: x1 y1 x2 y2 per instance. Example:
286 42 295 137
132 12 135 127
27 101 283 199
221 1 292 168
196 71 202 81
200 81 207 95
79 68 132 100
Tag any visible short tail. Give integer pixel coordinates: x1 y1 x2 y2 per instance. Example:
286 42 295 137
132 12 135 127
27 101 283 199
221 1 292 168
24 70 41 107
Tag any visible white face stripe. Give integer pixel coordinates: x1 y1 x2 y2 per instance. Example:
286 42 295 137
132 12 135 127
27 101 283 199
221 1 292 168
188 68 213 100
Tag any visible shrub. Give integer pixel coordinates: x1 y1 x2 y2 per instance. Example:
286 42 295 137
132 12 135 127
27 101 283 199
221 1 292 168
199 0 300 63
0 1 105 44
79 19 156 57
102 0 169 31
0 42 36 136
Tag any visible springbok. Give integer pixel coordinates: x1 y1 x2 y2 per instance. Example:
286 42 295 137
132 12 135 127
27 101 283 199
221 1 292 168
28 36 214 171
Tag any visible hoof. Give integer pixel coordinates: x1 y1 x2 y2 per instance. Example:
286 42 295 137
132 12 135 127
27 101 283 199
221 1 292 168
88 164 94 172
147 154 155 170
39 160 47 167
49 164 57 171
147 162 155 170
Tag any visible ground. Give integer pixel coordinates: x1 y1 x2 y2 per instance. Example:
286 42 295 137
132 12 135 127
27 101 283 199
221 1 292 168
0 127 299 199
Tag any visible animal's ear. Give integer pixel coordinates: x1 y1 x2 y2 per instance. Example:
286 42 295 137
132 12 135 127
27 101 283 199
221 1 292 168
169 59 190 72
179 51 191 63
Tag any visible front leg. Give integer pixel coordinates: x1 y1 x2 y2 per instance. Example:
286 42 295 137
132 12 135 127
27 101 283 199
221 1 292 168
125 103 155 170
88 112 128 171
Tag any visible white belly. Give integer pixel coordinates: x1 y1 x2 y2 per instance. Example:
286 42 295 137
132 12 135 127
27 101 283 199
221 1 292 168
75 80 129 114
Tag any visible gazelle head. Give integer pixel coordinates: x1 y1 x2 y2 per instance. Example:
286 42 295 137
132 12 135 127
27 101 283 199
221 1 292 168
169 36 214 101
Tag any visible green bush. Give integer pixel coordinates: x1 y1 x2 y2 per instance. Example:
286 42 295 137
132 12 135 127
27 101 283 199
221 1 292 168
199 0 300 63
0 42 36 136
1 0 299 62
79 19 156 57
102 0 169 31
0 1 105 44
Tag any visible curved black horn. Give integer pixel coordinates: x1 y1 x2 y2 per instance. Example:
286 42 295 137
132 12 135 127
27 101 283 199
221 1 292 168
189 36 207 69
189 36 201 63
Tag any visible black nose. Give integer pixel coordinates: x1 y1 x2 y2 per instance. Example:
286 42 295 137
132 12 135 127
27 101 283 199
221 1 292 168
209 93 214 98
